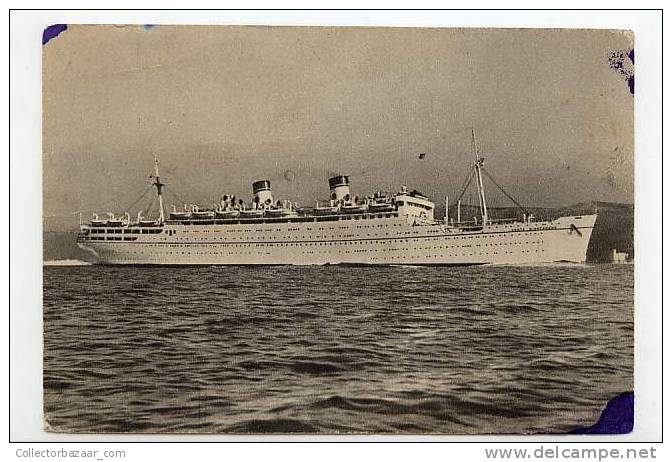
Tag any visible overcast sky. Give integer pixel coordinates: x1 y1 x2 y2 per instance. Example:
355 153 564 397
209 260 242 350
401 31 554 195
43 25 633 228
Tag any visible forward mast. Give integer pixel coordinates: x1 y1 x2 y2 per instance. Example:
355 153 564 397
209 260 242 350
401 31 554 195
152 156 165 224
472 129 489 225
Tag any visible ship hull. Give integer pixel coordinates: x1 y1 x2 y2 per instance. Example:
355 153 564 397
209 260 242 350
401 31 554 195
77 214 597 266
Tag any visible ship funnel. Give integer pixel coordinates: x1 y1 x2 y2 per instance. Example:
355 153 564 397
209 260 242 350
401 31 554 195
252 180 273 205
329 175 351 202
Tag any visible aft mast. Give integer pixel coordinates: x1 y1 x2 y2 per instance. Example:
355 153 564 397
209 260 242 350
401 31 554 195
471 129 489 225
152 156 165 223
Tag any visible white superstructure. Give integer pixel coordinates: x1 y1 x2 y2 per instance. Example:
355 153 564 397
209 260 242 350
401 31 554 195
77 136 597 266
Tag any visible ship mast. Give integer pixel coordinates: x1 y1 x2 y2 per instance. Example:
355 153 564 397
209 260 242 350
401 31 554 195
472 129 489 225
153 156 165 223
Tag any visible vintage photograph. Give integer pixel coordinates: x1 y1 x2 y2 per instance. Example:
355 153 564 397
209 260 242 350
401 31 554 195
42 25 634 434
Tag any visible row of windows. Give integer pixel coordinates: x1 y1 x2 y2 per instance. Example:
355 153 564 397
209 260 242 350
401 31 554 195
127 233 546 243
164 229 545 239
121 248 546 257
397 201 433 211
93 239 543 249
85 236 138 241
91 223 558 237
182 223 404 234
166 213 399 226
89 228 162 234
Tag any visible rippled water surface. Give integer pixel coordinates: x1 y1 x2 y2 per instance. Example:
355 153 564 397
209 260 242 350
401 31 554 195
43 264 633 434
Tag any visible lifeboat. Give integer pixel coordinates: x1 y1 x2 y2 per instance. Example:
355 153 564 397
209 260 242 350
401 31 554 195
215 209 240 219
106 213 124 227
169 211 191 220
169 205 191 220
90 213 107 227
312 199 339 215
240 209 265 218
367 202 395 213
265 208 298 218
264 208 284 217
340 203 368 214
313 206 339 215
191 210 215 220
264 199 297 218
296 207 315 216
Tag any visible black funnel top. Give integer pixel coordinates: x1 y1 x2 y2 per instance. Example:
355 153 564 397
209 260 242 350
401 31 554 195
328 175 349 189
252 180 271 193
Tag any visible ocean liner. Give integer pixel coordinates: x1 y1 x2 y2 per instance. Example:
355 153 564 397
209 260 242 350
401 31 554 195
77 134 597 265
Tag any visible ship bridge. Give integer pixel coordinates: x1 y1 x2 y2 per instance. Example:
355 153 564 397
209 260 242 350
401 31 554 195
394 187 435 221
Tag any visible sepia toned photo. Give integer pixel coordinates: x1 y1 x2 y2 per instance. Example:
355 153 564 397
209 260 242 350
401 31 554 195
42 25 634 434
